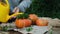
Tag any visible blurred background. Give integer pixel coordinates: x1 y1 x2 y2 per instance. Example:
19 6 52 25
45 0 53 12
25 0 60 19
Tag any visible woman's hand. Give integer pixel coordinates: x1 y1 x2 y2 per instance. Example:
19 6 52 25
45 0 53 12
13 7 19 13
12 7 19 18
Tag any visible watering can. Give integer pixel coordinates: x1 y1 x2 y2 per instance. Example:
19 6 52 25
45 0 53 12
0 0 23 23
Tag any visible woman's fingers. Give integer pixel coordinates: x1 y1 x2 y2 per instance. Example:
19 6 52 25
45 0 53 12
13 7 19 13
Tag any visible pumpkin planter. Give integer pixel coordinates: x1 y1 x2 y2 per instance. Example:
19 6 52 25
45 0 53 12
36 19 48 26
15 13 32 28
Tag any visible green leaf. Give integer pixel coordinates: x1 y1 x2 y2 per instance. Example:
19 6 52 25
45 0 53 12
2 26 8 31
26 27 33 32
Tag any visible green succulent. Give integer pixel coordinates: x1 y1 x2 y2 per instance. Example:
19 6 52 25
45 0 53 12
16 13 29 19
26 27 33 32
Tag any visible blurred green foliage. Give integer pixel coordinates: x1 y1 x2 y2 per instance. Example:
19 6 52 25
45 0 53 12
25 0 60 19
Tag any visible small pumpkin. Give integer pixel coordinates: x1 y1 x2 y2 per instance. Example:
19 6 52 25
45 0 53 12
36 19 48 26
29 14 38 21
29 14 38 25
15 13 32 28
15 19 32 28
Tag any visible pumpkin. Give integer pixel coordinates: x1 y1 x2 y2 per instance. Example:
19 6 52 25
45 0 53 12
15 19 32 28
29 14 38 25
29 14 38 21
15 13 32 28
36 19 48 26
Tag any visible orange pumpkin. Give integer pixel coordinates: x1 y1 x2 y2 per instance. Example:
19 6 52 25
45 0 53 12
36 19 48 26
29 14 38 25
29 14 38 22
15 19 32 28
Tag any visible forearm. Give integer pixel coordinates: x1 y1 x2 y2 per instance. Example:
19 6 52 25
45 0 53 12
17 0 32 12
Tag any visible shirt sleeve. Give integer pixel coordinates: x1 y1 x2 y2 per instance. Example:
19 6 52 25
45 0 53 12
17 0 32 12
8 0 14 12
8 0 20 12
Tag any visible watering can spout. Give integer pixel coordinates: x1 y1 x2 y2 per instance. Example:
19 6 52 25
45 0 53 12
6 12 24 22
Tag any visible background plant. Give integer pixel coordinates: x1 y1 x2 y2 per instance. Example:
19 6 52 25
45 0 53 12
25 0 60 19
